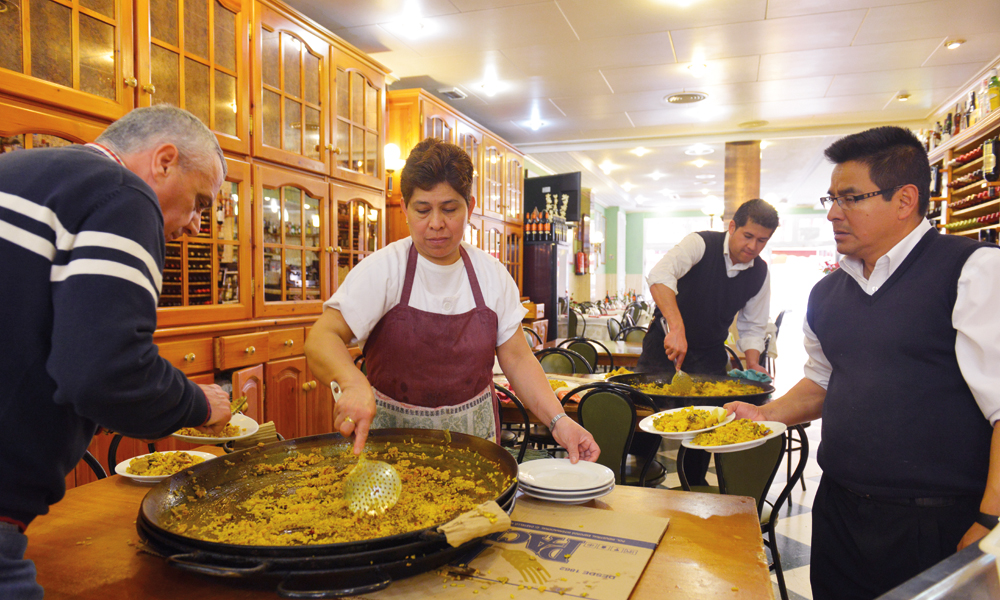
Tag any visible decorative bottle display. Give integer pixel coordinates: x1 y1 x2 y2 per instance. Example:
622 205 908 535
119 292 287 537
988 69 1000 112
985 137 999 182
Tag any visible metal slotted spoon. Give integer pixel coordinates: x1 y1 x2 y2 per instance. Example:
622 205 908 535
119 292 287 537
661 317 694 395
330 382 402 515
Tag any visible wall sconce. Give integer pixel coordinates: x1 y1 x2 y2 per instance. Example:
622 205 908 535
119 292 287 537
384 143 406 194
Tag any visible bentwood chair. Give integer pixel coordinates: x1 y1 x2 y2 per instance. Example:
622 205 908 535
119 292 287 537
558 337 611 373
617 326 647 343
607 317 623 342
724 345 744 370
82 450 107 479
522 326 543 347
534 347 589 374
568 308 588 338
495 383 543 463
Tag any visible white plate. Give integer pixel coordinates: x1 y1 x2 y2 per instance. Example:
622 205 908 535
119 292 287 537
517 459 615 492
521 483 615 504
519 479 614 497
638 406 735 440
114 450 217 483
682 421 788 453
170 413 259 444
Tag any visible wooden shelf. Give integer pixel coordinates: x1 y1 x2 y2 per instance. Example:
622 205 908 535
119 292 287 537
952 198 1000 218
951 156 984 174
929 109 1000 164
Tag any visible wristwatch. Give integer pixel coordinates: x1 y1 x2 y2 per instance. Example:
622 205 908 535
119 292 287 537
976 512 999 529
549 412 568 431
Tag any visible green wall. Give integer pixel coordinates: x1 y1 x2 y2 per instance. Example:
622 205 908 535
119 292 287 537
604 206 618 274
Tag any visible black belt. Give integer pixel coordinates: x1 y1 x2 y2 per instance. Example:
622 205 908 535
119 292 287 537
841 486 968 508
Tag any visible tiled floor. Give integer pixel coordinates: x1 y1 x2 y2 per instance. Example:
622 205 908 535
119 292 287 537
652 420 825 600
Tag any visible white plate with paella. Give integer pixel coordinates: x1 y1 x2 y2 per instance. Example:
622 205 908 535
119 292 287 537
639 406 736 440
115 450 217 483
681 420 787 453
170 413 259 444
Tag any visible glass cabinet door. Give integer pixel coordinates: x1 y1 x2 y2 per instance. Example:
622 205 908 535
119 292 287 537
463 216 481 249
505 225 522 290
331 51 384 189
420 98 455 143
157 157 252 326
135 0 250 154
253 2 327 175
482 137 504 220
255 164 329 317
330 181 383 291
457 122 481 214
506 154 523 224
0 0 134 120
483 223 504 263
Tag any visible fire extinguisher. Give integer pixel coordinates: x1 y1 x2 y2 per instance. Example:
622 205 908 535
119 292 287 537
575 251 587 275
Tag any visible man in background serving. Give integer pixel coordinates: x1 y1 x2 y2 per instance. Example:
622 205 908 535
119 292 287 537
638 198 778 485
727 126 1000 599
305 138 598 463
0 105 233 599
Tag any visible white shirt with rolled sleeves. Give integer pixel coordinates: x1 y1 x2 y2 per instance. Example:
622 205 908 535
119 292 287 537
802 218 1000 424
645 231 771 354
324 238 527 348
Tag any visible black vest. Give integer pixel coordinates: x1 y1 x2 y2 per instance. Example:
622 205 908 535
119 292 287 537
809 228 994 497
638 231 767 374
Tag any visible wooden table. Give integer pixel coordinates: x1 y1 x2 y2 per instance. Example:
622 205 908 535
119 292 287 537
24 474 774 599
538 339 645 368
495 374 655 426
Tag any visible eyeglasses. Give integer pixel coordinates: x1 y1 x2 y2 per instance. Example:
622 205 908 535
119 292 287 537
819 185 903 209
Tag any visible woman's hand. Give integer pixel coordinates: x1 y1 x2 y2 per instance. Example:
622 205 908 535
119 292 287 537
333 383 377 455
551 417 600 464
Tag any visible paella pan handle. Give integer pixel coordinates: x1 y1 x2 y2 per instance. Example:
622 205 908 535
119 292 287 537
277 572 392 598
167 553 269 577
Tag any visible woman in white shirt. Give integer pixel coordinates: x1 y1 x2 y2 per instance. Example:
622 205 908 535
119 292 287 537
305 138 598 463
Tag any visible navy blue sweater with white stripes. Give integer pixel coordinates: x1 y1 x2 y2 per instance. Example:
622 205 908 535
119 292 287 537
0 145 209 526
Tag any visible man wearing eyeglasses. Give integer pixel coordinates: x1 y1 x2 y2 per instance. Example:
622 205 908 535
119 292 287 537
727 126 1000 600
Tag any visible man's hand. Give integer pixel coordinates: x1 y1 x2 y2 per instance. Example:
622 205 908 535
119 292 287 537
551 418 600 464
724 400 769 422
332 382 377 455
192 384 232 435
663 327 688 370
747 363 770 375
958 522 990 551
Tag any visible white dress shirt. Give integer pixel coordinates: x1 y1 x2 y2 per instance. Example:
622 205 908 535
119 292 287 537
803 218 1000 423
646 231 770 354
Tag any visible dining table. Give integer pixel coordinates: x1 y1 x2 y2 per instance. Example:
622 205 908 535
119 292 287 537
24 453 776 600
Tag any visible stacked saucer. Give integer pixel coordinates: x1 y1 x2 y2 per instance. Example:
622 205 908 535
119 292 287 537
517 459 615 504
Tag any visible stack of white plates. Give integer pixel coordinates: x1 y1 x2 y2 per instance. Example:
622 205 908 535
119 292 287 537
517 459 615 504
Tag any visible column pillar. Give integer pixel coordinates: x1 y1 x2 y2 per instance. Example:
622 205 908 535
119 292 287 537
723 141 761 222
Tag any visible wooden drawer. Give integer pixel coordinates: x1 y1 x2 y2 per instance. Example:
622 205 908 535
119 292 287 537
158 338 214 374
268 327 305 359
215 332 270 370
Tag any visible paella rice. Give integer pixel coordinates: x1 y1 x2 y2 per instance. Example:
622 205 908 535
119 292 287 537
604 367 633 378
127 451 205 476
175 422 245 438
652 407 723 433
162 445 513 546
636 379 759 397
690 419 772 446
547 379 568 391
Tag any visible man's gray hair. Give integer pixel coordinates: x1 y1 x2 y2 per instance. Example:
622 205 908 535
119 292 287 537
96 105 227 179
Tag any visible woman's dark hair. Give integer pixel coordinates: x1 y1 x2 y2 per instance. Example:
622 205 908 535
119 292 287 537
823 126 930 216
732 198 779 230
400 138 474 206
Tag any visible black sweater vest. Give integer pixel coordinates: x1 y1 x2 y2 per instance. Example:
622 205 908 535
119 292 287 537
808 228 994 497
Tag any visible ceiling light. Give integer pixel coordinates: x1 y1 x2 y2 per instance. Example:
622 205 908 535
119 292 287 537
634 195 648 204
631 147 651 157
759 140 771 150
665 92 709 104
599 160 618 174
527 118 545 130
692 159 709 168
648 170 666 181
738 120 769 129
685 143 714 156
621 182 635 192
695 174 715 179
945 39 965 50
896 93 911 101
687 63 707 77
481 81 499 97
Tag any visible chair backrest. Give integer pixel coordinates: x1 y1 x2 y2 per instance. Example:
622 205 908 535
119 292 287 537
568 308 587 338
607 317 622 341
495 383 530 463
575 384 637 485
620 326 647 343
774 309 786 335
558 338 605 374
533 347 578 374
82 450 107 479
724 345 743 370
714 434 785 519
622 312 636 327
522 326 543 347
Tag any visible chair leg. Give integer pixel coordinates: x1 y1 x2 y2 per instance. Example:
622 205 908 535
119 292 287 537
768 523 789 600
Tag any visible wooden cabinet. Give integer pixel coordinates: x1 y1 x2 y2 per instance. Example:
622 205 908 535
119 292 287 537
232 363 263 423
505 225 523 290
0 95 107 150
505 153 524 224
302 364 333 437
157 156 253 326
482 220 505 264
254 163 331 316
215 331 269 369
253 1 328 174
331 180 384 291
421 97 456 143
135 0 250 154
158 337 215 374
456 120 482 207
0 0 135 121
330 49 384 189
481 134 505 221
264 355 305 440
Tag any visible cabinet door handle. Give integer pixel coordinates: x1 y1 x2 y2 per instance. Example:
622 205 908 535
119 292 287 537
142 83 156 95
302 380 317 391
326 246 335 253
284 339 294 347
325 143 334 151
245 346 256 355
184 353 196 362
124 76 138 88
333 147 342 155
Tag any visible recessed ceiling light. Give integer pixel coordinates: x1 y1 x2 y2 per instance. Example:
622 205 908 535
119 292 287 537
896 93 911 102
945 39 965 50
481 81 500 96
685 143 714 156
621 182 635 192
738 120 769 129
692 159 709 168
599 160 618 174
631 147 651 157
665 92 709 104
695 174 715 179
700 188 710 194
759 140 771 149
648 170 666 181
687 63 707 77
526 118 546 130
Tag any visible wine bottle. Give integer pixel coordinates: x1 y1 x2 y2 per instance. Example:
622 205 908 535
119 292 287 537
988 69 1000 112
984 137 999 183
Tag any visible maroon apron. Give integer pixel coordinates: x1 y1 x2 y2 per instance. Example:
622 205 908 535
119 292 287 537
364 243 500 439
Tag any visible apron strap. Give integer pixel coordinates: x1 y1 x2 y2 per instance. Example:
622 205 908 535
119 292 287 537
459 246 486 309
399 242 420 307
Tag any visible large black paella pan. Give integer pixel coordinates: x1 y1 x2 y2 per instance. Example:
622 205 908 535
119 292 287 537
607 372 773 410
137 428 518 597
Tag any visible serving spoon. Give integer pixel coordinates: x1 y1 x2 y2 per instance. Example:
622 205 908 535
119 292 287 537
330 382 402 515
661 317 695 395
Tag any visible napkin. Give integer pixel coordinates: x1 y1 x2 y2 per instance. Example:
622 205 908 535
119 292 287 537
728 369 773 384
437 501 511 547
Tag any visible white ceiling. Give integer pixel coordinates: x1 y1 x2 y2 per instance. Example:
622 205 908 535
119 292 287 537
283 0 1000 211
